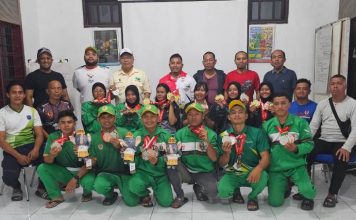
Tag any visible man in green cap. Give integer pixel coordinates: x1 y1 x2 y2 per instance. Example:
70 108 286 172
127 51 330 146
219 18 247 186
218 100 270 211
37 110 95 208
128 104 174 207
90 104 140 206
172 102 221 204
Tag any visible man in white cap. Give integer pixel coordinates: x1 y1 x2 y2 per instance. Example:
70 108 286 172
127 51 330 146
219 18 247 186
109 48 151 104
72 46 112 103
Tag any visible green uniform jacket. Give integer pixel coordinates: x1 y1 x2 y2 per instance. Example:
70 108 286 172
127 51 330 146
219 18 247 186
175 125 221 173
223 126 270 173
44 131 83 168
89 127 129 175
115 103 143 132
133 126 171 177
263 114 313 172
81 101 101 134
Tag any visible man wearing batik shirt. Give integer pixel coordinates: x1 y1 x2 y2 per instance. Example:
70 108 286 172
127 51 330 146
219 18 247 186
263 93 316 210
218 100 269 211
159 53 196 107
37 79 73 138
173 103 220 203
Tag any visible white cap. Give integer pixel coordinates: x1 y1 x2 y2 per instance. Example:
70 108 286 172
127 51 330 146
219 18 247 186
119 48 133 56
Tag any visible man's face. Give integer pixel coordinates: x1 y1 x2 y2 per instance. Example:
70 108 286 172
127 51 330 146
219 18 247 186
329 77 346 96
141 112 158 131
98 113 116 130
272 96 290 117
84 50 98 66
58 116 76 135
202 54 216 71
294 82 310 100
120 53 134 71
7 85 25 106
234 52 248 70
47 80 63 101
38 53 53 71
228 106 247 125
187 109 204 127
271 50 285 70
169 57 183 74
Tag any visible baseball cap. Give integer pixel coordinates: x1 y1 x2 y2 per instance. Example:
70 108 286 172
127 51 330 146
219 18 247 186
85 46 97 54
98 104 116 117
228 100 246 112
37 47 52 59
140 104 159 116
119 48 133 56
185 103 204 114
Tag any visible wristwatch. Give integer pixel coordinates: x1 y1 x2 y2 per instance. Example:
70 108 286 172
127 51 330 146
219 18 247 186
73 175 80 181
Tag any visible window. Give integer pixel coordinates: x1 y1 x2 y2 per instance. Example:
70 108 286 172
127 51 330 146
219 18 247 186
248 0 289 24
83 0 122 27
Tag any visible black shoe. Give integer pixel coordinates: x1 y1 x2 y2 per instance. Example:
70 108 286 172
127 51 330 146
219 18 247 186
232 192 245 204
301 199 314 210
292 193 304 201
11 188 23 201
102 192 118 206
193 184 208 201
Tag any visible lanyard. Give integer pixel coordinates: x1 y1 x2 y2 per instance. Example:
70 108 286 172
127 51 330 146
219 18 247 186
143 136 158 150
276 125 290 134
189 125 204 137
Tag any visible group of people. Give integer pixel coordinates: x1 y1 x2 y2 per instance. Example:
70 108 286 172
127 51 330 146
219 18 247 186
0 46 355 213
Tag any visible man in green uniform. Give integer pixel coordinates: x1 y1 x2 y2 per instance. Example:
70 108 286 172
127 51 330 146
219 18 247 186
173 102 220 203
37 110 95 208
90 104 140 206
128 104 173 207
263 93 316 210
218 100 269 211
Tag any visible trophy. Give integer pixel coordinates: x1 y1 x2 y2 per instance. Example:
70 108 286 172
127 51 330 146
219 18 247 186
120 132 141 174
71 129 92 169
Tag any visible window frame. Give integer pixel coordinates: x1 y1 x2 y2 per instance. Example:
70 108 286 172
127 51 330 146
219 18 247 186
248 0 289 24
82 0 122 28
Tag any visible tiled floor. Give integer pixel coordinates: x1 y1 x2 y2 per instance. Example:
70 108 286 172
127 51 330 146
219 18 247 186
0 165 356 220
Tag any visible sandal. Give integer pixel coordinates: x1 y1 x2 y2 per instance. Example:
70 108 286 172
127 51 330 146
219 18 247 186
81 193 93 202
140 195 154 207
35 189 49 200
247 200 259 211
45 199 64 208
102 192 118 206
232 192 245 204
171 197 188 208
301 199 314 211
323 195 337 208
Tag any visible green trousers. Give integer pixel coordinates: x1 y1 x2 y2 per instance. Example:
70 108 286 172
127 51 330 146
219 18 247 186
268 165 316 207
93 172 140 206
128 171 173 207
37 163 95 199
218 170 268 200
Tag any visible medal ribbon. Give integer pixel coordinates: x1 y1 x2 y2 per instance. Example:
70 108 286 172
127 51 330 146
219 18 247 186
56 133 68 145
189 125 204 137
125 102 141 111
143 136 158 150
234 133 246 156
261 102 268 121
276 126 290 134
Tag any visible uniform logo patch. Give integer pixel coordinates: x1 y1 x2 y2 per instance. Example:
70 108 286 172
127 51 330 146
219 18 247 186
98 144 103 150
26 115 32 120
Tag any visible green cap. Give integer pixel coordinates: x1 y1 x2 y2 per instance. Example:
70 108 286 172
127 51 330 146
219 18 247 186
140 104 159 116
228 100 246 112
185 102 204 114
85 46 97 54
98 104 115 117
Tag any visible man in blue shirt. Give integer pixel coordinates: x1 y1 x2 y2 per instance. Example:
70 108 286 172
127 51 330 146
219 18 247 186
289 78 317 123
263 50 297 101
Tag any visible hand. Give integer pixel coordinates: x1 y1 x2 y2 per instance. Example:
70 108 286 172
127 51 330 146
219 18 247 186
28 148 39 161
215 99 225 108
73 145 78 155
241 98 249 105
336 148 350 162
110 137 122 149
65 178 77 193
198 127 208 142
284 142 297 152
247 166 262 183
16 154 31 166
222 142 232 154
147 149 158 165
249 105 257 113
50 146 62 157
169 95 176 103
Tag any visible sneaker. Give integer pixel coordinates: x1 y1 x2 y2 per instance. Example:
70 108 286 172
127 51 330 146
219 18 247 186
11 188 23 201
193 184 208 201
301 199 314 210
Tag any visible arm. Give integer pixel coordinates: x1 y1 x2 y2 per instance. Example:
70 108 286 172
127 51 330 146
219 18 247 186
65 165 90 193
247 151 269 183
25 89 34 107
168 102 178 126
28 126 44 161
0 131 31 165
309 103 322 137
218 141 231 167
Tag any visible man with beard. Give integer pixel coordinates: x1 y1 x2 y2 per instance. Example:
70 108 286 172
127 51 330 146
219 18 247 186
72 47 112 103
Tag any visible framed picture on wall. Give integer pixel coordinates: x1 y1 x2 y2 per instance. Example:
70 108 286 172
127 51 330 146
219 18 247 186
93 30 120 66
248 25 274 63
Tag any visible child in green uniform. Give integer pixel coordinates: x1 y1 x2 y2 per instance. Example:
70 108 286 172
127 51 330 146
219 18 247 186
37 110 95 208
218 100 270 211
172 103 221 203
263 93 316 210
115 85 143 131
128 104 174 207
90 104 140 206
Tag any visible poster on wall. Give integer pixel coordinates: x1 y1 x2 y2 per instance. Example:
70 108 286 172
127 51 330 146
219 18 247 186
248 26 274 63
94 30 119 66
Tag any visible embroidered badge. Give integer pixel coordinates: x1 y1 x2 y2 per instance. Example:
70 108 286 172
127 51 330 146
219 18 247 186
26 115 32 120
98 144 104 150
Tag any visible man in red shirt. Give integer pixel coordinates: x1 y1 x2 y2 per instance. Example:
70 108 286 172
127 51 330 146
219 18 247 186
224 51 260 102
